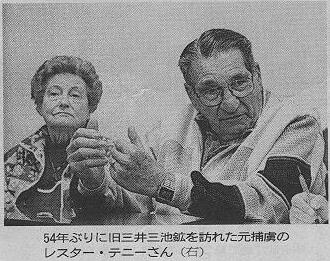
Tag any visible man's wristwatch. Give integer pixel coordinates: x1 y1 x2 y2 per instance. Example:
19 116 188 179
156 174 175 204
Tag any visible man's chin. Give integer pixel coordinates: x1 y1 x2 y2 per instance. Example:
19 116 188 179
220 114 248 123
216 123 252 141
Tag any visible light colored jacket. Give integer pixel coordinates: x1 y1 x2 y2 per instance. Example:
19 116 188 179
5 94 326 224
141 93 327 223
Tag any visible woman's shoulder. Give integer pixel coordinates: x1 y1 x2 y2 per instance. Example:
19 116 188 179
4 126 47 162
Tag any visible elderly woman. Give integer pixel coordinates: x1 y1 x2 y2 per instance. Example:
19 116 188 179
4 56 105 223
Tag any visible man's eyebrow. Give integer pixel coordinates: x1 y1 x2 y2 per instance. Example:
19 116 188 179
230 73 250 80
70 86 84 91
202 78 217 83
232 72 249 78
197 77 218 87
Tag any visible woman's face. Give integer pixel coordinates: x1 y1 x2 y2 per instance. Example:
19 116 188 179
38 73 90 130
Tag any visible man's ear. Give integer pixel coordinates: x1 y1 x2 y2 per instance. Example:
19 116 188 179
184 83 194 97
253 62 261 78
252 62 262 86
252 62 265 107
185 82 201 110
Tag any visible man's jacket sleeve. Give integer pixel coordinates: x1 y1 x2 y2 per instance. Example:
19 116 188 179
236 115 326 223
186 115 326 223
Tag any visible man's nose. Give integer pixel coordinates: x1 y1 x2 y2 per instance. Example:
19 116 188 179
218 89 239 113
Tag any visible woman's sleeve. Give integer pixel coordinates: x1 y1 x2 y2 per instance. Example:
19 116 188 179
70 165 148 214
4 146 28 220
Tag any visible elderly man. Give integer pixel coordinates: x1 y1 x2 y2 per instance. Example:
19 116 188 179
68 29 327 223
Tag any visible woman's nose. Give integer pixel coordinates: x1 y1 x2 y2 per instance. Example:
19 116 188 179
58 95 70 108
218 89 240 113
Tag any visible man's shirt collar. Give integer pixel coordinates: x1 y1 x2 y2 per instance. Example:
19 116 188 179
194 112 253 147
195 112 254 167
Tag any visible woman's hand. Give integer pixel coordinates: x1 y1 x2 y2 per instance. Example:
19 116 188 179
66 119 112 190
290 192 328 224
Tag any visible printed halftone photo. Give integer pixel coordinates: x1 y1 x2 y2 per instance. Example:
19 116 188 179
2 2 327 227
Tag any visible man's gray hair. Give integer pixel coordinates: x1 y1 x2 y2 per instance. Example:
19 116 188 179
178 29 255 86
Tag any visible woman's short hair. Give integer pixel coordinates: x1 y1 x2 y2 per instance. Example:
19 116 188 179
31 55 103 113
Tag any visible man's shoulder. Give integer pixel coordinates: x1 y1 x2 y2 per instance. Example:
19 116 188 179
261 92 323 128
146 103 198 149
160 103 198 137
162 103 196 126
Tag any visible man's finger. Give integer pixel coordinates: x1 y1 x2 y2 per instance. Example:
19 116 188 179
110 147 132 166
108 161 126 177
291 193 315 216
114 139 136 154
128 126 144 150
290 206 316 224
310 195 327 210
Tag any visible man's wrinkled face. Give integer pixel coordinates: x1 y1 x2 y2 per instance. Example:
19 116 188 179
185 49 263 141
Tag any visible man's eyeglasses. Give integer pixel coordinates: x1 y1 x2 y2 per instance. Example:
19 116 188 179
193 75 254 107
